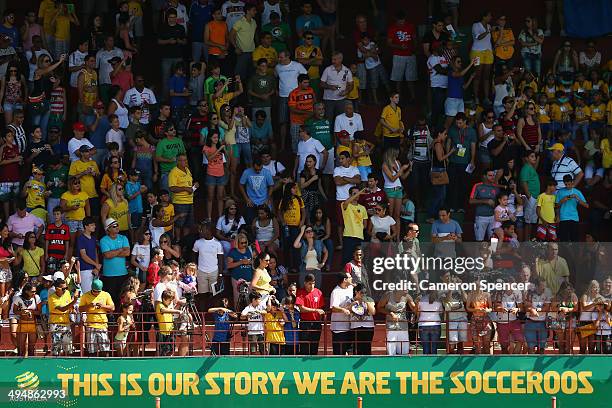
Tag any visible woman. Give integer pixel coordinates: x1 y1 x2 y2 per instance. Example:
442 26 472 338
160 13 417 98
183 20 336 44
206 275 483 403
14 283 41 356
518 17 544 77
293 224 328 288
516 102 541 153
31 54 65 140
159 233 181 266
16 232 45 281
250 252 275 303
267 254 288 301
131 230 153 284
0 63 27 124
203 130 227 221
493 277 524 354
0 223 15 317
299 155 326 222
101 183 129 236
252 205 280 257
578 280 603 354
200 112 226 145
377 289 415 355
227 233 254 308
417 290 443 355
551 281 578 354
381 148 410 229
107 85 129 129
344 247 367 288
219 104 239 200
579 40 601 74
60 177 91 243
426 128 454 223
470 11 494 105
552 41 579 83
149 204 179 247
278 182 305 269
100 157 127 199
368 202 398 243
498 158 518 188
349 283 376 355
466 284 493 354
444 56 477 129
214 200 245 258
477 109 496 166
311 206 333 270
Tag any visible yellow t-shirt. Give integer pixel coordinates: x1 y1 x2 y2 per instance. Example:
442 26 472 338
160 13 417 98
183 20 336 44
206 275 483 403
168 166 194 205
26 179 47 209
128 0 143 17
280 197 304 227
591 80 609 98
54 15 71 41
162 203 174 232
601 138 612 169
380 105 402 138
79 291 114 329
537 104 551 124
540 85 558 100
252 46 278 75
536 193 556 224
100 170 127 194
106 199 129 231
352 140 372 167
69 159 99 198
492 28 515 60
295 45 322 79
590 103 606 122
60 190 89 221
519 80 538 93
156 302 174 335
264 311 285 344
49 291 72 325
607 101 612 125
572 81 592 94
574 105 591 123
38 0 57 35
550 103 572 122
336 143 351 159
342 203 368 239
233 17 257 53
20 246 44 277
347 77 360 100
213 92 236 117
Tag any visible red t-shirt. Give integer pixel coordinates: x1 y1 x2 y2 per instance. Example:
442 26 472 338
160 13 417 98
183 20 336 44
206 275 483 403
147 262 160 286
111 70 134 95
387 23 416 56
358 188 388 214
0 143 20 182
296 287 325 321
45 223 71 260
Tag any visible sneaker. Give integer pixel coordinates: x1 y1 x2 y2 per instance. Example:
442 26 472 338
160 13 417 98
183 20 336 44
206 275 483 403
544 29 551 37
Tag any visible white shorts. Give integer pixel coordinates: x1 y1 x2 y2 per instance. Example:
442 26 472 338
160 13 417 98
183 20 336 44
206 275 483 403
386 330 410 355
524 196 538 224
448 320 469 343
391 55 417 82
197 269 219 294
322 147 335 175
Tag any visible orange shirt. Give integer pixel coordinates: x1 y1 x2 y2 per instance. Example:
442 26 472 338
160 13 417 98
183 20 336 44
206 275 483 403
207 21 227 56
287 87 315 125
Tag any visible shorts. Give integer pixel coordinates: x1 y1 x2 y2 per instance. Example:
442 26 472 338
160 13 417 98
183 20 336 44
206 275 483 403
3 102 22 112
174 203 194 228
278 97 289 122
66 219 84 233
130 212 143 229
445 97 465 116
197 269 219 294
356 63 367 89
358 166 371 182
248 333 265 354
524 196 538 224
50 324 73 356
448 320 468 343
367 64 389 89
85 327 111 354
497 320 525 345
322 147 335 175
470 49 494 65
391 55 417 82
536 224 558 241
0 182 19 201
157 332 174 356
206 173 228 186
0 267 12 283
385 187 403 199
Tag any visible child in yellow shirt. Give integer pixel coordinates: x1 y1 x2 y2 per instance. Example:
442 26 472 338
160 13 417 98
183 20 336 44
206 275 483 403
346 64 360 111
551 91 573 133
572 72 592 97
572 94 590 141
536 180 558 241
51 4 79 58
589 91 606 132
537 93 552 139
351 131 374 185
589 70 609 101
541 75 559 100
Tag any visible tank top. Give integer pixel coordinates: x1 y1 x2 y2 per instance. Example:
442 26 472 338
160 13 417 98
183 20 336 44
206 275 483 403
254 268 272 295
431 141 445 168
312 222 326 240
383 160 402 189
80 69 98 107
304 248 319 270
522 118 539 147
112 99 129 128
107 199 129 231
479 122 495 147
208 21 227 56
4 80 21 104
411 127 431 162
580 296 595 321
150 220 166 247
262 1 282 25
447 74 464 99
255 219 275 242
0 143 20 182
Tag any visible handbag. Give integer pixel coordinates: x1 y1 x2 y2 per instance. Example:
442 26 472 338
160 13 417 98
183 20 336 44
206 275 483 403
430 142 449 185
28 94 47 114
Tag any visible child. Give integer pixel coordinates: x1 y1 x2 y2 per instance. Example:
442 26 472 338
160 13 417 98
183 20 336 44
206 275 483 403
204 63 228 106
589 91 606 133
346 64 360 111
45 206 71 261
168 63 191 122
159 190 175 233
572 94 590 141
156 289 181 356
189 62 205 111
146 248 163 288
493 192 516 240
358 33 389 105
540 75 559 101
115 302 135 356
399 194 415 235
106 114 125 155
555 174 588 242
132 130 156 190
589 70 608 101
178 263 198 297
264 295 286 355
48 73 66 132
351 131 374 185
208 298 237 355
536 179 558 241
282 294 300 355
537 93 552 140
551 90 573 134
506 179 526 241
22 166 49 220
240 292 267 355
572 72 591 97
212 76 243 116
519 71 538 97
50 4 79 59
125 169 147 240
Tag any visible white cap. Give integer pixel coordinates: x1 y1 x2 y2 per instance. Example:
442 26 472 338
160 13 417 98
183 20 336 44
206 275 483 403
104 218 119 231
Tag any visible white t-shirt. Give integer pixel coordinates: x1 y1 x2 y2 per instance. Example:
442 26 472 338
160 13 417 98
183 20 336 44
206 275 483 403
427 54 448 88
68 49 87 87
261 0 282 26
215 216 246 237
333 165 360 200
131 244 151 271
222 0 245 31
418 298 443 326
529 289 552 322
173 3 189 30
106 128 125 152
263 160 286 178
96 47 124 84
193 237 223 273
471 22 492 51
241 303 265 334
321 64 353 101
370 215 396 242
330 285 354 333
334 113 364 140
297 137 326 174
275 61 307 97
123 87 157 125
68 137 94 162
25 49 52 82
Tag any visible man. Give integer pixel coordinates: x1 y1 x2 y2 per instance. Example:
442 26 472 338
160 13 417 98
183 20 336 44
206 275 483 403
68 38 88 107
295 30 323 94
306 103 334 192
25 35 52 85
248 59 276 122
168 153 197 242
239 157 275 224
125 106 147 148
430 208 462 274
487 123 511 174
84 100 111 169
288 74 316 153
334 151 361 249
295 1 324 48
155 123 186 191
446 113 477 212
252 32 277 74
330 272 354 355
7 110 27 156
320 52 353 122
0 10 19 48
358 174 388 217
426 44 449 127
8 201 44 246
45 156 69 219
295 126 328 177
68 145 100 216
469 170 500 241
95 35 123 104
48 278 79 356
67 122 95 162
150 103 173 144
275 50 307 152
77 216 101 293
334 101 363 141
555 175 588 242
387 11 417 101
158 8 187 99
341 186 368 265
296 273 325 355
100 218 130 304
520 150 541 240
189 0 213 62
548 143 584 190
124 75 158 125
262 11 291 53
192 221 224 311
79 279 114 356
221 0 245 32
230 4 257 81
261 149 288 194
45 206 70 261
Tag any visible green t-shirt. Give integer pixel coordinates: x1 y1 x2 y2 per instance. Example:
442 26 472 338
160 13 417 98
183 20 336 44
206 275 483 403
520 163 541 198
46 165 69 199
248 73 277 108
448 126 477 165
263 22 291 53
306 118 332 150
155 137 186 174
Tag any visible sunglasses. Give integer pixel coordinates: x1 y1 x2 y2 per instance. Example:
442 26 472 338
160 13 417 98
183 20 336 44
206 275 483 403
144 232 151 236
305 36 314 40
198 104 208 108
239 241 247 244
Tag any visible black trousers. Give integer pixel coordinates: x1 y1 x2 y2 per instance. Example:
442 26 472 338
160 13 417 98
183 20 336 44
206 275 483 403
300 321 322 355
352 327 374 355
332 331 352 355
558 220 579 242
447 162 469 210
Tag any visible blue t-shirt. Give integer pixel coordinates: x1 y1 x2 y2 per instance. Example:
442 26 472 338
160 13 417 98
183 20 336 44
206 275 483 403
168 75 188 108
447 74 464 99
100 234 130 277
189 2 213 41
239 167 274 205
84 115 111 149
52 142 69 158
400 199 415 222
555 187 586 221
0 25 19 48
283 308 301 345
295 14 323 46
228 247 253 281
431 219 463 236
251 121 272 142
212 312 232 342
77 233 98 270
126 180 143 213
39 288 49 316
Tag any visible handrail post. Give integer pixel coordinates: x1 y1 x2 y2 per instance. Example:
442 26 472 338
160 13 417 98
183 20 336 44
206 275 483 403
155 396 161 408
357 396 363 408
551 396 556 408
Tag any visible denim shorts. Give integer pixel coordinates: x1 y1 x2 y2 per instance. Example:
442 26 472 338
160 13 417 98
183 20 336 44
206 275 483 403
206 173 228 186
358 165 372 181
444 97 465 117
130 212 143 229
174 203 194 227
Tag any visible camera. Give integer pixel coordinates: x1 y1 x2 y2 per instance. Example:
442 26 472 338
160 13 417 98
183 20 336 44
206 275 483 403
270 295 281 308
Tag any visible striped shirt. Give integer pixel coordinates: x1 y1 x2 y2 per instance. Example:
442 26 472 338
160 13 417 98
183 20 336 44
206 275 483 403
7 123 26 154
49 87 65 115
551 156 582 190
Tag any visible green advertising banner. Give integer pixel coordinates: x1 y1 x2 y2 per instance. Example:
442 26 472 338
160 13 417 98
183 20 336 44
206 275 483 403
2 356 611 407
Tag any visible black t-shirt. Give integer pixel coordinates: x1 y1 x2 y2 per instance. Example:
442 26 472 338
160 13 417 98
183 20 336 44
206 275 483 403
27 140 53 169
487 138 510 171
149 117 172 142
158 24 186 58
422 30 450 54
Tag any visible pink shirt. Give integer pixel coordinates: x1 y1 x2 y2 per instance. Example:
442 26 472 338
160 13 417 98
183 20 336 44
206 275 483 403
22 24 43 50
7 213 44 246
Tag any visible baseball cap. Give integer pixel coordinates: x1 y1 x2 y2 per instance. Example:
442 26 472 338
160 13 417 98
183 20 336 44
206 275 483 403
42 274 54 282
547 143 565 151
78 145 92 153
53 271 65 281
73 122 86 132
94 100 105 109
91 279 103 291
104 217 119 230
337 130 350 138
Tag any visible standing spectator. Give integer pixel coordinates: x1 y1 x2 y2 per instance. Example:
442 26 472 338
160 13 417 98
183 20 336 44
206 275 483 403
387 11 417 102
520 150 541 240
306 103 334 192
426 128 453 223
353 14 375 96
21 10 43 51
549 143 583 190
333 151 361 247
168 153 197 241
340 187 368 265
288 75 316 154
221 0 245 32
76 216 100 293
444 57 476 128
189 0 213 62
205 7 230 69
7 201 44 247
295 126 327 177
524 277 552 354
320 52 353 123
417 291 444 355
469 170 500 241
192 221 224 310
262 12 291 54
109 58 134 97
330 272 354 355
295 31 323 94
381 148 410 228
25 35 51 87
100 218 130 304
158 8 187 99
48 278 79 356
275 51 307 152
295 1 324 48
248 59 276 122
79 279 114 356
155 123 186 191
470 11 494 105
230 4 257 81
447 113 477 212
422 17 448 58
379 93 404 149
0 63 27 126
536 179 558 242
555 175 588 242
50 4 79 59
95 35 123 104
123 75 157 126
296 272 325 354
252 32 277 75
334 101 363 141
518 17 544 77
0 130 22 220
239 157 274 224
0 10 18 48
491 15 515 68
76 55 98 123
45 206 70 261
